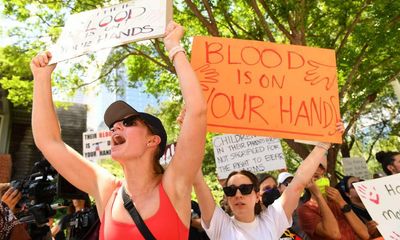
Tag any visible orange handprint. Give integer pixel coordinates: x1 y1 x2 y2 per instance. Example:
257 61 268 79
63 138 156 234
194 64 219 91
304 60 336 90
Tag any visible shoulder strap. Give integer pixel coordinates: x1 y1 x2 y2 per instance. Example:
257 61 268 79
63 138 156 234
122 186 156 240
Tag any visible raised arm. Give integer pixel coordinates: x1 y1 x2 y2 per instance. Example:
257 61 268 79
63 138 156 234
192 170 217 227
326 187 369 239
304 183 341 239
280 122 344 220
163 22 207 192
30 53 117 213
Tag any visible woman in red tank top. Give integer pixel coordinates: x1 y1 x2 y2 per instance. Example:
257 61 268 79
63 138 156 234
30 19 207 239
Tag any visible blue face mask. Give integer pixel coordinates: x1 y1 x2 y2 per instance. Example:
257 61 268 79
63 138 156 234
262 187 281 207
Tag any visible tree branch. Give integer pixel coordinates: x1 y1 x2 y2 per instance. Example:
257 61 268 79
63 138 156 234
344 92 377 136
184 0 219 36
152 39 175 73
339 43 368 99
75 52 132 89
336 0 371 59
247 0 276 42
258 0 294 42
366 121 387 162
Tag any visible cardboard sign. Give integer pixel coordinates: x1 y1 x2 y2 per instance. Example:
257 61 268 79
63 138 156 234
353 174 400 239
342 157 372 180
191 36 342 143
82 130 112 162
49 0 173 64
213 134 286 179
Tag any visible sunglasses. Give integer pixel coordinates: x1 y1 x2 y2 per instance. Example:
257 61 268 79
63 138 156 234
223 184 254 197
110 115 141 130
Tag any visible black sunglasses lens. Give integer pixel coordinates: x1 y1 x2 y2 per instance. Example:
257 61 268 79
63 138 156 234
223 186 237 197
123 115 139 127
223 184 254 196
239 184 254 195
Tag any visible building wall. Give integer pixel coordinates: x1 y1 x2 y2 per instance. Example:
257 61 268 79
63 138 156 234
9 103 87 180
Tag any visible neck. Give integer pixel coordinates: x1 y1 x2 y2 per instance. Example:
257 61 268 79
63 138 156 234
122 156 162 198
234 212 256 223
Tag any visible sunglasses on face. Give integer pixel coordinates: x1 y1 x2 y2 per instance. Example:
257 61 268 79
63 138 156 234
223 184 254 197
110 115 141 130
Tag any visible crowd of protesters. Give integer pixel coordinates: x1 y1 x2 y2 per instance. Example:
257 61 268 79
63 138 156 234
1 17 399 240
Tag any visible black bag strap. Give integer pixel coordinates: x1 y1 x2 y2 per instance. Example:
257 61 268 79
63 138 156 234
122 186 156 240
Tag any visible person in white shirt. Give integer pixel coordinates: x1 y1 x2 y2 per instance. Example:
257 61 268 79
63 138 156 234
192 122 344 240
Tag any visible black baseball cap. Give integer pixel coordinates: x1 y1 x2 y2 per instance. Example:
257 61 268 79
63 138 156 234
104 100 167 159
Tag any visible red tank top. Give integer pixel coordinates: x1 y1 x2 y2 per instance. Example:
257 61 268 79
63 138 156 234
100 183 189 240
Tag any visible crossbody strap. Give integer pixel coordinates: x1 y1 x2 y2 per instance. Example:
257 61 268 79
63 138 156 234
122 186 156 240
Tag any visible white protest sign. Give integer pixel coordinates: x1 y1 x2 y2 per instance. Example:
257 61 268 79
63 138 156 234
353 174 400 239
342 157 372 180
160 142 176 166
49 0 173 64
213 134 286 179
82 130 112 162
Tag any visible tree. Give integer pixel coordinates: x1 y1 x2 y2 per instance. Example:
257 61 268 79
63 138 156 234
1 0 399 182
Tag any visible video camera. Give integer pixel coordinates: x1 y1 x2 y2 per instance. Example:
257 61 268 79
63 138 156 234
11 159 89 226
11 159 58 226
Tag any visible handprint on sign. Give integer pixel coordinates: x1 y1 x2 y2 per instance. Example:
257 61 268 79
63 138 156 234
390 231 400 240
304 60 336 90
357 184 380 205
194 64 219 91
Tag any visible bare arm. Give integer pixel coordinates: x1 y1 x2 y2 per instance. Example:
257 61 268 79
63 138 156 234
326 187 369 240
193 170 217 227
30 53 118 215
280 122 344 220
309 184 341 239
163 21 207 194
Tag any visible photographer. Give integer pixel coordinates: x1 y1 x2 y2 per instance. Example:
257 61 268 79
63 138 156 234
52 196 98 240
1 183 31 239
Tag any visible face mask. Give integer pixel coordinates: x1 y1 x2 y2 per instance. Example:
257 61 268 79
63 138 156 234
262 187 281 207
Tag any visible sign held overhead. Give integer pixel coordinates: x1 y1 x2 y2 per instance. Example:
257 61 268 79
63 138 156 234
49 0 173 64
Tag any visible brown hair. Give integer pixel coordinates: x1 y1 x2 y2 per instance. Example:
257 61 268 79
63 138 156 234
225 170 262 215
376 151 400 175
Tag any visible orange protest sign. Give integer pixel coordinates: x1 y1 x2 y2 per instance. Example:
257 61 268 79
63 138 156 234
191 36 342 143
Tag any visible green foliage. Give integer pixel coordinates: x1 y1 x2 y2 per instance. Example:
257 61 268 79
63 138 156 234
98 158 124 178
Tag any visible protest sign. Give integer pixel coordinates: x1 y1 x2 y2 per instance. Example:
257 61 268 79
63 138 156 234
342 157 372 180
213 134 286 179
191 36 342 143
82 130 112 162
353 174 400 239
160 142 176 166
49 0 173 64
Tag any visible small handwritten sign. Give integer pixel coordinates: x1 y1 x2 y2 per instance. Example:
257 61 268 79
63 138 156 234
342 157 372 180
353 174 400 239
213 134 286 179
160 142 176 166
49 0 173 64
191 36 342 143
82 130 112 162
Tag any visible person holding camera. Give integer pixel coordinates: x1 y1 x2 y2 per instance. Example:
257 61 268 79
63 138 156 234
1 184 22 214
0 188 31 240
31 20 206 240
